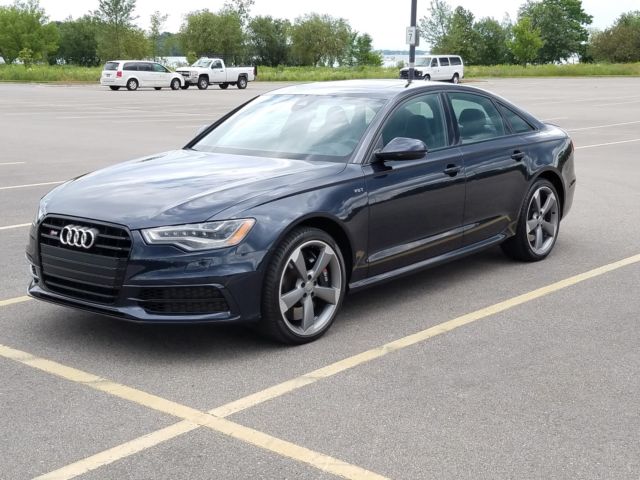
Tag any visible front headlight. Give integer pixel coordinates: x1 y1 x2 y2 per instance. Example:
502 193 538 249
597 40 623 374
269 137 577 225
141 219 255 251
33 201 46 226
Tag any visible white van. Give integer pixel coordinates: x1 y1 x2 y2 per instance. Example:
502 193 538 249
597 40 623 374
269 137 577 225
100 60 184 91
399 55 464 83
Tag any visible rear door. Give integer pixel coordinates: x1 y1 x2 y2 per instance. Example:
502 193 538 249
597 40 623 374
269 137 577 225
446 91 529 247
137 62 153 86
364 92 465 276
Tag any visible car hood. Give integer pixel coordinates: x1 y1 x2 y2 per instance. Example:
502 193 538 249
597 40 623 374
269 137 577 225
43 150 345 229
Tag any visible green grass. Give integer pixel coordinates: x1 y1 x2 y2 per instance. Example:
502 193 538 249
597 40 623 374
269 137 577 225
1 62 638 84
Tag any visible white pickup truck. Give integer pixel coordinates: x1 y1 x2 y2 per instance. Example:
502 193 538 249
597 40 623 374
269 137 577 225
176 58 256 90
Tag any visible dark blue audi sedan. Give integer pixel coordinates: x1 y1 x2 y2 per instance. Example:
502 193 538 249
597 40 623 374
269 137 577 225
27 80 576 344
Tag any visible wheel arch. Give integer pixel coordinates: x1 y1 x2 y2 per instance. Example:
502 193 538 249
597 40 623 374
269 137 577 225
533 169 565 218
270 215 355 283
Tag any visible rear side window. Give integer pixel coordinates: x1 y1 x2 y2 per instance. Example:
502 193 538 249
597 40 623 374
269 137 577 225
450 57 462 66
448 92 506 144
123 63 137 71
104 62 119 71
439 57 450 66
499 104 535 133
137 63 152 72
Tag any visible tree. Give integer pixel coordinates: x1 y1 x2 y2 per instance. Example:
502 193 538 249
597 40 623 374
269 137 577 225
149 11 167 60
589 11 640 63
223 0 254 28
0 0 59 64
473 17 510 65
350 33 382 66
180 9 244 62
509 16 543 66
418 0 452 49
248 16 290 67
57 16 100 66
93 0 137 59
290 14 352 66
520 0 592 63
435 6 479 62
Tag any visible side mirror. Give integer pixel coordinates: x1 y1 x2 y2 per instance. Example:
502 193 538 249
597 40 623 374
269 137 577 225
195 124 208 136
374 137 427 162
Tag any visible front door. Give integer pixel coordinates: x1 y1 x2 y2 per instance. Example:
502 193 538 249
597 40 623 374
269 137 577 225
364 93 465 277
210 60 226 83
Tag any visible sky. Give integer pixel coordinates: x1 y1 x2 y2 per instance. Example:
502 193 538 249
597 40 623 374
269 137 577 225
3 0 638 50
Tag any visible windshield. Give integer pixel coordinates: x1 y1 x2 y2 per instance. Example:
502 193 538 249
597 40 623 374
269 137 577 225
415 57 431 67
192 59 212 68
192 94 386 162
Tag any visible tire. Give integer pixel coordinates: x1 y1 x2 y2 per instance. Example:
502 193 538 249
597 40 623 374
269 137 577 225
181 84 189 90
501 179 561 262
197 76 209 90
237 76 248 89
154 87 162 90
109 86 120 91
260 227 346 345
219 83 229 89
451 73 460 84
424 74 431 81
170 78 181 90
126 78 138 91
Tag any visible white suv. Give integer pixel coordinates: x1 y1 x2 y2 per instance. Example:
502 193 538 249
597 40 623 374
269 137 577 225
100 61 184 91
399 55 464 83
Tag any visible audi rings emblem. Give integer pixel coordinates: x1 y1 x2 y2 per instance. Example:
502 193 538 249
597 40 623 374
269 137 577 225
59 225 99 249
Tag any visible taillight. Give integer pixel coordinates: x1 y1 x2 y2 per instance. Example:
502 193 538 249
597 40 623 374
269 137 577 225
116 71 122 78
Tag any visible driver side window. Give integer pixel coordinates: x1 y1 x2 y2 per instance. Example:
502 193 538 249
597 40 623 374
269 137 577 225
212 61 222 69
381 94 448 151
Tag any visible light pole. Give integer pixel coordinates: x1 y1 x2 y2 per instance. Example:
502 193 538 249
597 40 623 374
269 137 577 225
407 0 418 84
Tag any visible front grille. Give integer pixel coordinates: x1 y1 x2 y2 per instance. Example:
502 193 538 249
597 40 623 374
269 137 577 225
399 70 423 80
38 216 132 304
137 286 229 315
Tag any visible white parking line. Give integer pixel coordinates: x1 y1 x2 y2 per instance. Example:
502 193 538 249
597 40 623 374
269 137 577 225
0 162 26 166
0 181 63 191
576 138 640 150
0 223 31 231
567 120 640 132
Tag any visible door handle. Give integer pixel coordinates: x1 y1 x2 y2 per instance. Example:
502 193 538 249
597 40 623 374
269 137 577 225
511 150 525 161
444 164 462 176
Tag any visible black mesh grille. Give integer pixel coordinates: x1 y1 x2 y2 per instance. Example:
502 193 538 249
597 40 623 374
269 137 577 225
137 286 229 315
38 216 132 304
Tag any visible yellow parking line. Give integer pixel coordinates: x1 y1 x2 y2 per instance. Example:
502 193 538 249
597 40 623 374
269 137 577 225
0 295 31 308
0 343 387 480
0 223 31 231
13 252 640 479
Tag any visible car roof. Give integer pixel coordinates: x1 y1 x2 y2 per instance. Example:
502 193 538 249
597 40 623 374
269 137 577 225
268 80 481 100
108 60 155 64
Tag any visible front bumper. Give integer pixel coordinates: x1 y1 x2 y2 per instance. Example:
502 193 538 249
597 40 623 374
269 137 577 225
27 224 267 324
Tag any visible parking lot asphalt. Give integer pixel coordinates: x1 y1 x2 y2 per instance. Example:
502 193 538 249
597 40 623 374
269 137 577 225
0 78 639 479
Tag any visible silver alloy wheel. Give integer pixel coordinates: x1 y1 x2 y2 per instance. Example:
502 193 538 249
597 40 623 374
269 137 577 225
278 240 342 336
527 185 559 255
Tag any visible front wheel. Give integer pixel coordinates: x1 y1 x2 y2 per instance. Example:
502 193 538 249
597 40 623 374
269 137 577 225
424 74 431 81
451 73 460 84
501 179 561 262
197 76 209 90
260 227 346 344
170 79 181 90
237 76 248 89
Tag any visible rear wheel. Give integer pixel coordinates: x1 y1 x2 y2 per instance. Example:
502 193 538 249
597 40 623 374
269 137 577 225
197 76 209 90
260 227 346 345
126 78 138 91
451 73 460 84
237 76 248 89
109 86 120 91
501 179 561 262
170 78 181 90
219 83 229 89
